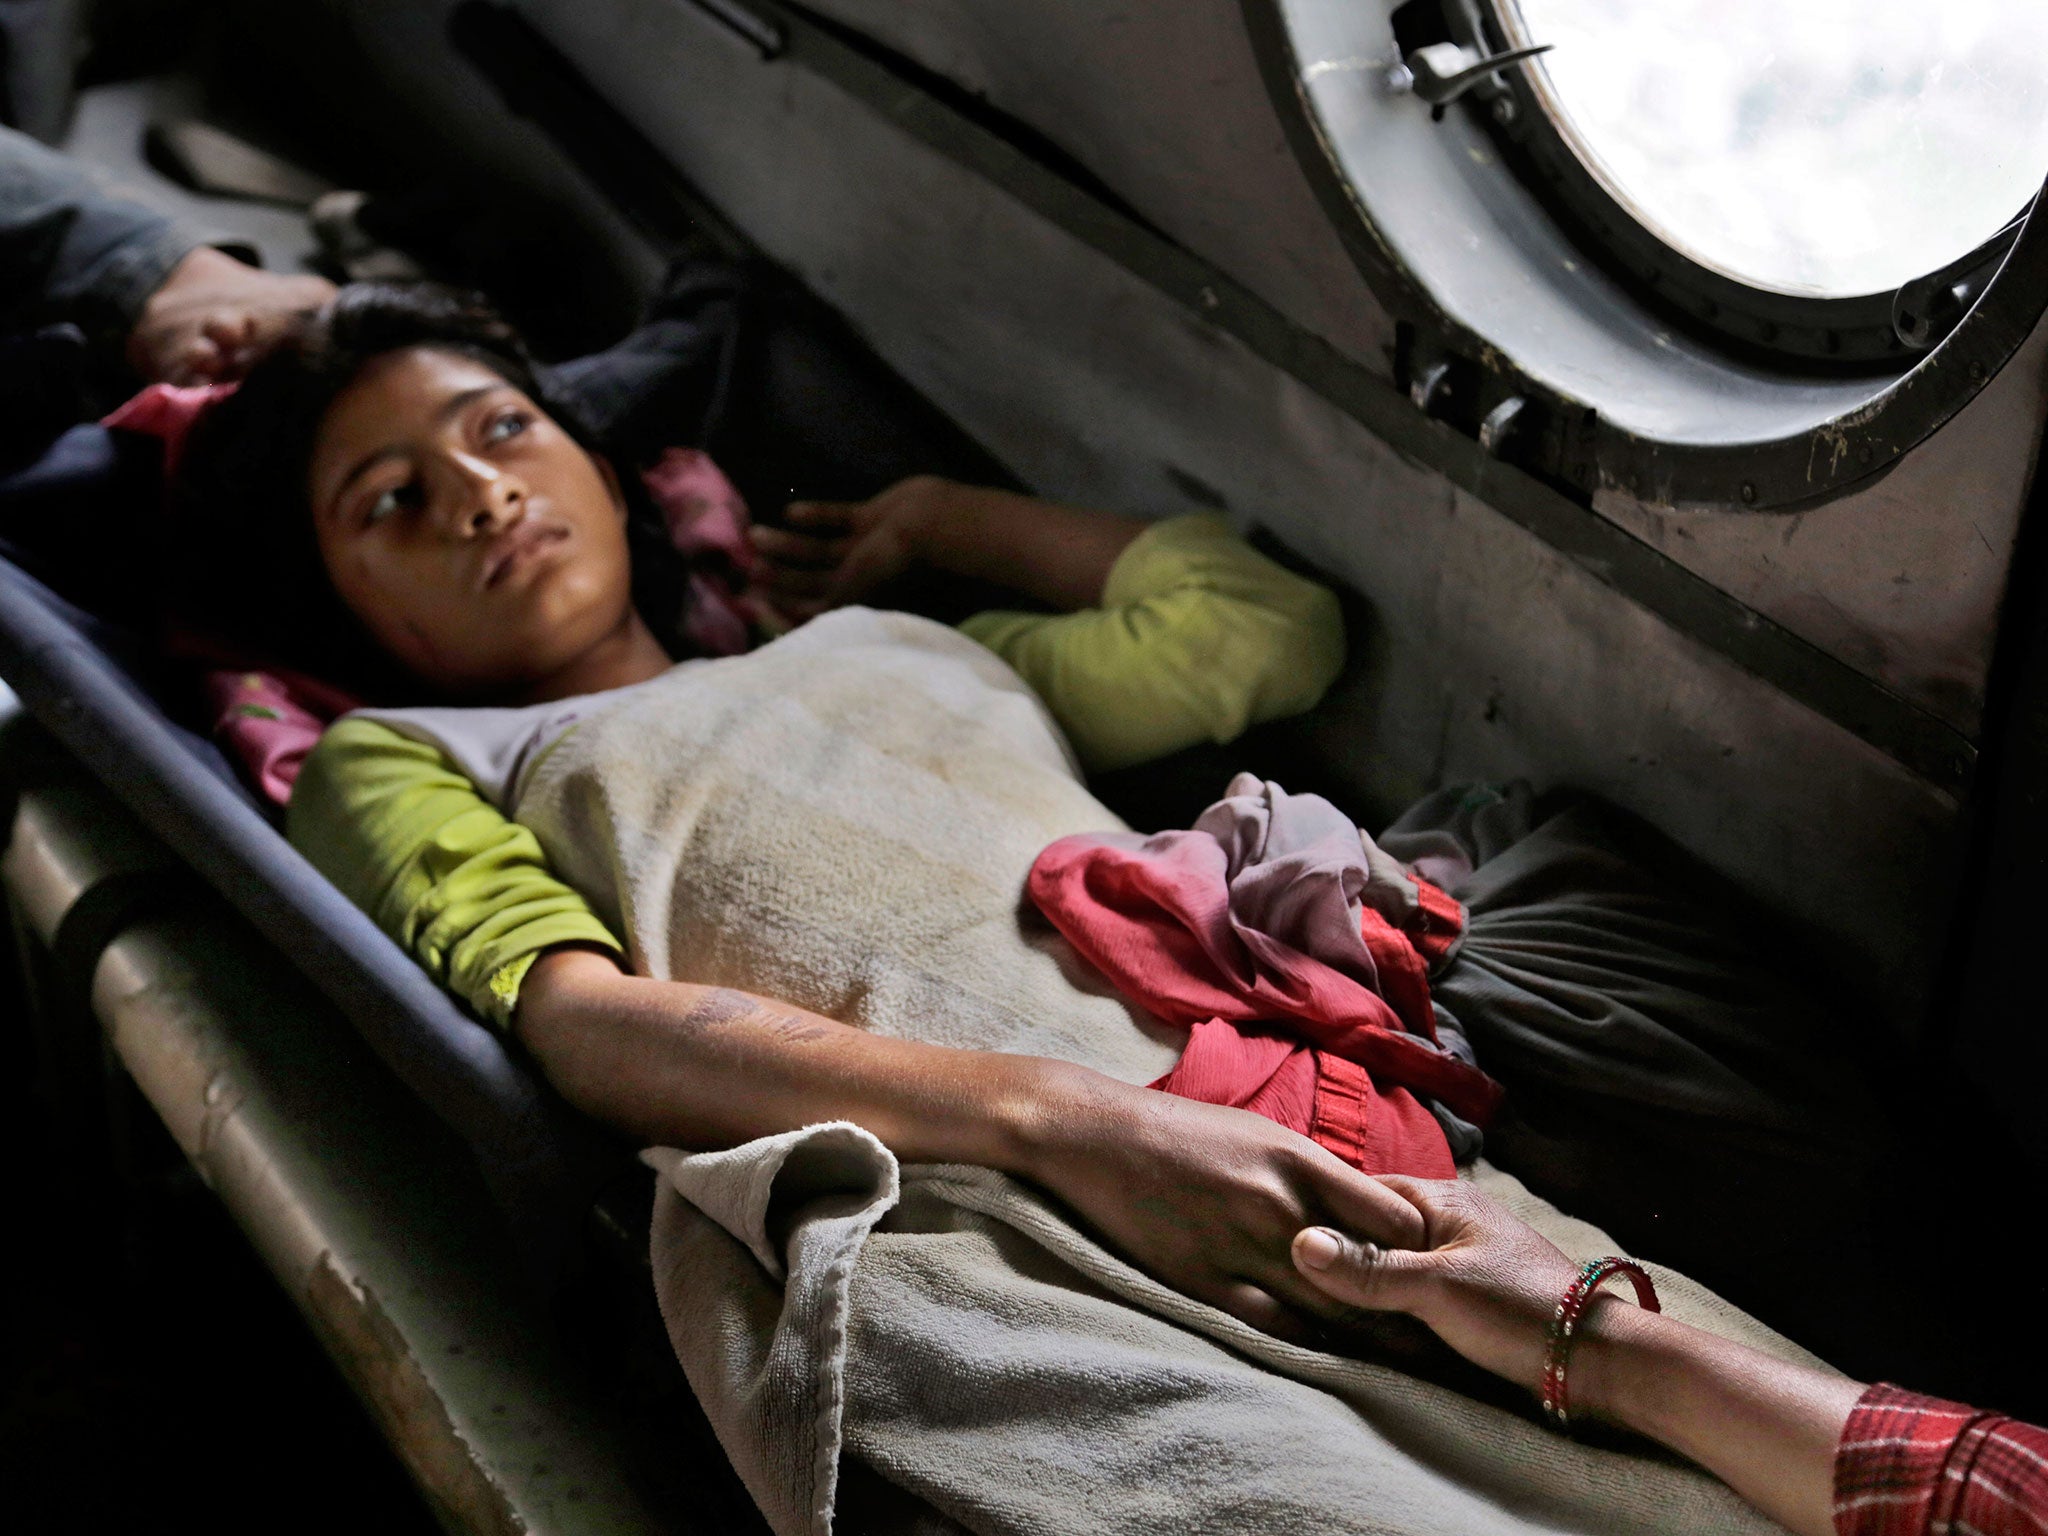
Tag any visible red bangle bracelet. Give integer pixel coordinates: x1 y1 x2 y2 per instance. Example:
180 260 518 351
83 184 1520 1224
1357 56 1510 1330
1539 1256 1660 1430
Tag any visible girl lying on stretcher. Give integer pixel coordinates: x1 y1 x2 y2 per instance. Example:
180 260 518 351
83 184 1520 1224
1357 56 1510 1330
165 284 1938 1535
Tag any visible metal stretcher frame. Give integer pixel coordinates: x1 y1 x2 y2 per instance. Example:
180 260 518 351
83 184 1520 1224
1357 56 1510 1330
0 729 696 1533
0 550 628 1274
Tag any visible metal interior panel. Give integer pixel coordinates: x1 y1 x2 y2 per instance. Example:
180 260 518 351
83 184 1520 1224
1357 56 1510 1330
1593 330 2048 738
672 0 2043 736
797 0 1399 374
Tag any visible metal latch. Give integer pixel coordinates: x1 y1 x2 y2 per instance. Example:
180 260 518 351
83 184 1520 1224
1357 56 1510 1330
1389 40 1552 107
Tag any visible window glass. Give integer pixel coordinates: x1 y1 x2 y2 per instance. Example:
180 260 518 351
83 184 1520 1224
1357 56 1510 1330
1497 0 2048 298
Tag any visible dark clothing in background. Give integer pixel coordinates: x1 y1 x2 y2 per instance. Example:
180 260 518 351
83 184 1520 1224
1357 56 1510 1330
1380 783 1922 1381
549 256 1016 525
2 120 198 464
1 121 193 345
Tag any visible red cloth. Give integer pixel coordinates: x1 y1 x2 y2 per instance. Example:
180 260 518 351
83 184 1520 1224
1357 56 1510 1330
1835 1383 2048 1536
1028 833 1503 1178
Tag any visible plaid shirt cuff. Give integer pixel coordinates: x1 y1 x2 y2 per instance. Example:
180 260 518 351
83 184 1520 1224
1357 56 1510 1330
1834 1382 2048 1536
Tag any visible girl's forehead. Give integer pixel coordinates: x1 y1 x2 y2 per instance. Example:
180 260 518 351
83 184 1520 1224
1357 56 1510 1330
310 348 526 502
323 348 519 443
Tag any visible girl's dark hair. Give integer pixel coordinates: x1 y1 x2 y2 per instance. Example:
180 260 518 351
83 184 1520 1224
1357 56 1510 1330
172 281 686 699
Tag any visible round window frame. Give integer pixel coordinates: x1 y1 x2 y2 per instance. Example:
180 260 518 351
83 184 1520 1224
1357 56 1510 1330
1480 0 1934 367
1240 0 2048 512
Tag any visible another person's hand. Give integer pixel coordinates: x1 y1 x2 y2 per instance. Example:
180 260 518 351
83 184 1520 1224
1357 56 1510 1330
749 473 952 621
751 476 1146 622
1024 1077 1428 1340
127 246 336 385
1291 1177 1587 1391
1294 1179 1869 1536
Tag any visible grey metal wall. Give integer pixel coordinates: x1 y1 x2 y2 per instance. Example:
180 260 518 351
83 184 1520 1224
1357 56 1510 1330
314 0 2048 1024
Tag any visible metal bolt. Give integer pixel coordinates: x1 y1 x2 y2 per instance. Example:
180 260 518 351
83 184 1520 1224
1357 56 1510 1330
1738 481 1758 505
1492 95 1517 125
1479 396 1526 456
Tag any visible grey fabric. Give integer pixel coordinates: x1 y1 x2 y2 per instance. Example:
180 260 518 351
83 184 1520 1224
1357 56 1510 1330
1196 769 1432 952
511 608 1182 1084
1 120 196 347
645 1126 903 1536
1381 782 1903 1370
651 1125 1817 1536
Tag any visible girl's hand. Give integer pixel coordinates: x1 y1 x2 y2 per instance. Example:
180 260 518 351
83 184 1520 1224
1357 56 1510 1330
751 474 953 620
1290 1178 1587 1391
751 477 1145 619
1023 1077 1428 1340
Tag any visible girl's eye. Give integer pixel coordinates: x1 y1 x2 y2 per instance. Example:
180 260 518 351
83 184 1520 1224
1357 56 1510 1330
366 480 423 524
485 410 532 444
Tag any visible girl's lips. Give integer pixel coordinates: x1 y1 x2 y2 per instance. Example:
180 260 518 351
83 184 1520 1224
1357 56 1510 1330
481 519 570 589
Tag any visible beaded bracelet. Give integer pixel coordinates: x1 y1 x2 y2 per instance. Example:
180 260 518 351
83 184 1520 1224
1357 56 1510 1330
1539 1256 1661 1431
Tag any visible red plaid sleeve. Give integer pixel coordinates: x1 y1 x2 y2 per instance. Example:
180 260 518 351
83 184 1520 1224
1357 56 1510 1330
1835 1382 2048 1535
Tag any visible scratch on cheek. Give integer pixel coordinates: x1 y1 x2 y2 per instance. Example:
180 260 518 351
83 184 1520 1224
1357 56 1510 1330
402 616 442 667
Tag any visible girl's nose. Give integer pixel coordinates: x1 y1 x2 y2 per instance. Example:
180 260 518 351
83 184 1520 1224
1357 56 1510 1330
449 451 526 533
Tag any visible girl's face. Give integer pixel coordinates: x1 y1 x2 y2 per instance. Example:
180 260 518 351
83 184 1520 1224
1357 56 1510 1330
307 346 637 696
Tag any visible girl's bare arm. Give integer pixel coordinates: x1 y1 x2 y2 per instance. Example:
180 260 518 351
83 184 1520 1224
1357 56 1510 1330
517 947 1424 1335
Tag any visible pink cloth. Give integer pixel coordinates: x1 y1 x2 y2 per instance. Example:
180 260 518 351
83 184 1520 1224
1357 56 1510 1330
641 446 774 658
106 383 768 806
200 667 363 803
1028 779 1503 1178
102 382 238 481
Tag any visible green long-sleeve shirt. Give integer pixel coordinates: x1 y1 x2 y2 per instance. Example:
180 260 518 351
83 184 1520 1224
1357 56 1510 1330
289 514 1344 1027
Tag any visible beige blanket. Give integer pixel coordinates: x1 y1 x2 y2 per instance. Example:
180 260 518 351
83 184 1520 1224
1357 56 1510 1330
511 609 1819 1536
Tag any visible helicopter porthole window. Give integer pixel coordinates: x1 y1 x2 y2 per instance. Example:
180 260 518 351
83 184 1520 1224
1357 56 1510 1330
1499 1 2048 302
1245 0 2048 507
1487 0 2048 361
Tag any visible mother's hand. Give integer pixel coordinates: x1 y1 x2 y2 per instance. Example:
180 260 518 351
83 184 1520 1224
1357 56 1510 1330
1022 1078 1427 1339
1290 1177 1585 1391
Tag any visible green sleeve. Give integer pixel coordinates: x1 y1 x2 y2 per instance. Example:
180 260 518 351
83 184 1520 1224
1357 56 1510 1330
958 512 1346 773
287 717 624 1029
